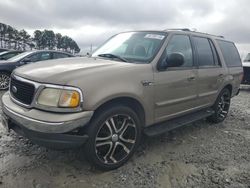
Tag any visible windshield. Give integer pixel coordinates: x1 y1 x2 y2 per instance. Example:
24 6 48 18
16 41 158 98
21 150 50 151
8 51 33 62
92 31 166 63
0 51 8 56
0 51 22 60
244 53 250 62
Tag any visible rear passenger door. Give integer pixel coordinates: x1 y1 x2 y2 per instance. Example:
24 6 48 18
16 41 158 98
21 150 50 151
192 36 227 107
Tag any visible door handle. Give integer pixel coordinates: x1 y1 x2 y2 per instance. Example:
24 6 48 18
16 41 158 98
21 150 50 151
187 76 196 81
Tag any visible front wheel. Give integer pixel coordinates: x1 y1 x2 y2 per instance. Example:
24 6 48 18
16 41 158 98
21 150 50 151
0 72 10 90
84 105 142 170
207 88 231 123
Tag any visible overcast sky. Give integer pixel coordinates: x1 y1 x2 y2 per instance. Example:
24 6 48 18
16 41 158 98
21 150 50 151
0 0 249 56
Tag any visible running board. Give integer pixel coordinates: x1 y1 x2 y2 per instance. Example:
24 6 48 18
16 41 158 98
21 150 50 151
144 108 214 137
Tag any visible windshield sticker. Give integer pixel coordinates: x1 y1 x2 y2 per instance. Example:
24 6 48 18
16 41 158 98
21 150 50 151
144 34 165 40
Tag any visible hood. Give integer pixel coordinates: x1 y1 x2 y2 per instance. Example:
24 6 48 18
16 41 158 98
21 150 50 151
14 57 135 84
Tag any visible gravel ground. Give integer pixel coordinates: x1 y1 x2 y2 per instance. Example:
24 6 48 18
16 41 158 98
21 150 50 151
0 87 250 188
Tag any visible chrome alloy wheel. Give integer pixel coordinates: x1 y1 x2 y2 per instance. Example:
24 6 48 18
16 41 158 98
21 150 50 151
217 92 230 119
95 114 137 164
0 73 10 90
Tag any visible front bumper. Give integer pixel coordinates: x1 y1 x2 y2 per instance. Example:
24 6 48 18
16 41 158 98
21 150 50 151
2 92 94 149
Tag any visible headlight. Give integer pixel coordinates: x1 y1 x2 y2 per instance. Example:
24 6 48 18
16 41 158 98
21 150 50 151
37 88 81 108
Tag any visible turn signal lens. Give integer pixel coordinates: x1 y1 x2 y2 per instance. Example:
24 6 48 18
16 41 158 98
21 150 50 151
59 90 80 108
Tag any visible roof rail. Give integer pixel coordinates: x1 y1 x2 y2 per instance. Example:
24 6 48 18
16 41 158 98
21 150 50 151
164 28 191 32
164 28 225 38
217 35 224 38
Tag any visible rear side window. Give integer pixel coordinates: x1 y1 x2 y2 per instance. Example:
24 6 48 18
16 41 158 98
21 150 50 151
53 52 71 59
40 52 51 61
217 40 241 67
193 37 215 67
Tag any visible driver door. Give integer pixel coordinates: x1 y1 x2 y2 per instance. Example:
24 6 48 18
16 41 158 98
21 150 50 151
154 34 199 123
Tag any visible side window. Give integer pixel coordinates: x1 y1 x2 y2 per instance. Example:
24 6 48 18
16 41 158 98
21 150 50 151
28 53 41 62
217 40 242 67
163 35 193 67
53 52 70 59
193 37 215 67
39 52 51 61
209 40 220 66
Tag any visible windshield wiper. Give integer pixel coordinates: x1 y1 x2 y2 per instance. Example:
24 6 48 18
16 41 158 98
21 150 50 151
98 53 129 62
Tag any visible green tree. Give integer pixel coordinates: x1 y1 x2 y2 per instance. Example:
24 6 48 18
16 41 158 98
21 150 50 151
42 30 55 49
0 23 8 48
0 22 81 53
55 33 62 50
19 29 30 50
34 30 43 49
12 29 20 50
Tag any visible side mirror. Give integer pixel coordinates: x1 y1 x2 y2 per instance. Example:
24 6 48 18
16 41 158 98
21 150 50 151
158 52 185 70
166 53 185 68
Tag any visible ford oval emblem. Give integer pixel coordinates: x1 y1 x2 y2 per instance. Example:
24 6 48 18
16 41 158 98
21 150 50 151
12 86 17 93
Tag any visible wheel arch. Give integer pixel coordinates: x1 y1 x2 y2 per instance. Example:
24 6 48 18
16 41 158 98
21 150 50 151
92 97 146 126
223 84 233 96
0 70 12 75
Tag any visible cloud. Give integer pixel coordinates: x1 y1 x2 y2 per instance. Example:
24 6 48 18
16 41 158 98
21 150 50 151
0 0 249 53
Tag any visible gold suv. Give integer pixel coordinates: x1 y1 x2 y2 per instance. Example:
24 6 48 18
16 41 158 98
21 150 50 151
2 29 243 170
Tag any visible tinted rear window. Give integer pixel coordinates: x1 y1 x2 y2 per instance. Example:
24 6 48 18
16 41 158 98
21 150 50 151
193 37 215 66
217 40 241 67
53 52 71 59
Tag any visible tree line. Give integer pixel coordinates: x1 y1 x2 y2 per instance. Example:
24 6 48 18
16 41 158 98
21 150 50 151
0 22 80 53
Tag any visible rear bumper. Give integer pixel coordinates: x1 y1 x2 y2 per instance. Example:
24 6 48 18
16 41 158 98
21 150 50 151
1 92 93 149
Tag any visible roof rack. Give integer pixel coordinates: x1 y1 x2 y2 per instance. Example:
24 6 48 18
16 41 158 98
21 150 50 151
163 28 224 38
164 28 191 32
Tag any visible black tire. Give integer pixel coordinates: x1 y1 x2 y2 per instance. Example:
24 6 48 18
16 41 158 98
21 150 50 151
207 88 231 123
84 105 142 170
0 72 10 90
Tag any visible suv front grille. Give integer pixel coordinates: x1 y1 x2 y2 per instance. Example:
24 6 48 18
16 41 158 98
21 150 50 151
10 77 35 105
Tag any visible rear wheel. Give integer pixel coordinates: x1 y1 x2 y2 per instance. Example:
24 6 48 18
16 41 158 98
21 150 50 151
0 72 10 90
84 105 142 170
207 88 231 123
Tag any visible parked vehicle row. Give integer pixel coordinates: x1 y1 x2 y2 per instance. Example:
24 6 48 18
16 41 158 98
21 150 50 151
1 29 243 170
0 50 75 90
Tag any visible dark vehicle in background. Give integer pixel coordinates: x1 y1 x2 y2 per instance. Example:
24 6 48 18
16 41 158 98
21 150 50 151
0 50 23 60
242 53 250 84
0 50 74 90
0 48 9 53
